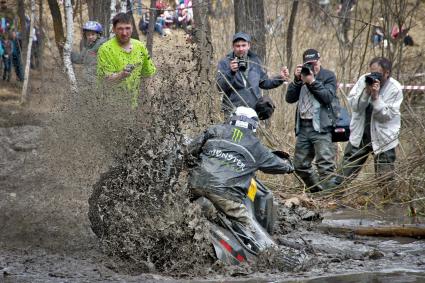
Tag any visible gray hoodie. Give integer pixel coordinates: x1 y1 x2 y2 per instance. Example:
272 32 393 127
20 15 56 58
72 36 107 80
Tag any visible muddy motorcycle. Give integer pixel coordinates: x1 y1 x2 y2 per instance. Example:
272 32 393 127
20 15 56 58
194 178 280 265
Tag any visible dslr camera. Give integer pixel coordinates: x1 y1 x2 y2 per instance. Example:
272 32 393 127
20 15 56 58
235 56 248 72
300 62 314 76
365 72 383 85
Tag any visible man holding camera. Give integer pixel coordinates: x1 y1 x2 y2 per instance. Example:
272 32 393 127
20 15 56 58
336 57 403 187
97 13 156 108
216 32 289 116
285 49 338 192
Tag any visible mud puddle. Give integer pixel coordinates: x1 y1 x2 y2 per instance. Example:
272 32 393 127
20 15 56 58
322 207 425 227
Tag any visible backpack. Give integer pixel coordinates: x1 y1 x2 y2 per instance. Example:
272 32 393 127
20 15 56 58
255 96 275 120
330 94 351 142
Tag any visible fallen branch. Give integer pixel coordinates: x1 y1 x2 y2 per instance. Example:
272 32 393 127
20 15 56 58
318 224 425 239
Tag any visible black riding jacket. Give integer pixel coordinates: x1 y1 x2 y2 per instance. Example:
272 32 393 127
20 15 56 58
188 124 293 202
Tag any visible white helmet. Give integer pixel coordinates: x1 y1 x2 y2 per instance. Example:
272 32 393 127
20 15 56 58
230 106 259 132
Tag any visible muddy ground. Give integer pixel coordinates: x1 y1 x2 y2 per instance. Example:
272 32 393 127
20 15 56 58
1 37 425 282
1 89 425 283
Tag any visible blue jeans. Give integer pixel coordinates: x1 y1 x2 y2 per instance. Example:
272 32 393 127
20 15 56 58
12 54 23 81
140 22 164 36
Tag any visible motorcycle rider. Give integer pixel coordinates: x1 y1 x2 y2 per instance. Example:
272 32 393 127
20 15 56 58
188 106 294 229
71 20 106 82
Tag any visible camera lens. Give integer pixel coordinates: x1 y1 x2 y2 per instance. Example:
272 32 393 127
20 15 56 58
301 63 313 76
237 57 247 72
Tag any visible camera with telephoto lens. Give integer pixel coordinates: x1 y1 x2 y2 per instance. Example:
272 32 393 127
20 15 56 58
300 62 314 76
365 72 383 85
236 56 248 72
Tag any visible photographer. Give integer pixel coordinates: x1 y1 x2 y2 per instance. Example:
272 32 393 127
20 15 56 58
336 57 403 187
216 32 289 116
285 49 337 192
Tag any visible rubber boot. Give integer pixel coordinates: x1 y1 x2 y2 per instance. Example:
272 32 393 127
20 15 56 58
321 176 340 191
301 175 323 193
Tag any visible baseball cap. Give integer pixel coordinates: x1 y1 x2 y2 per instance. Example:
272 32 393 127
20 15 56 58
232 32 251 43
303 48 320 63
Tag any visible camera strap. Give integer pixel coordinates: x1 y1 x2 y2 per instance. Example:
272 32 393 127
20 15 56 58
240 71 258 102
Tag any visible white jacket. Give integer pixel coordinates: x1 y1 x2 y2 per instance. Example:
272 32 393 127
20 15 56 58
348 74 403 154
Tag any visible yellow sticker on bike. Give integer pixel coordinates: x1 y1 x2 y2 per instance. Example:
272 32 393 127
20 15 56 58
247 179 257 202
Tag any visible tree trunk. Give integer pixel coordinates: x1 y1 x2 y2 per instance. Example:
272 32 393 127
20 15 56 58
47 0 65 57
63 0 78 94
286 0 299 72
21 0 35 104
127 0 140 40
146 0 156 56
87 0 112 38
192 0 213 75
234 0 266 61
192 0 215 125
17 0 28 65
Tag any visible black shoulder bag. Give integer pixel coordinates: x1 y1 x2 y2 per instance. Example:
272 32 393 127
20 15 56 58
329 94 351 142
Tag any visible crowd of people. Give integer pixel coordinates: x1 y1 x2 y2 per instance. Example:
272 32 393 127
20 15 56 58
138 0 193 38
0 1 41 83
215 31 403 199
0 14 23 82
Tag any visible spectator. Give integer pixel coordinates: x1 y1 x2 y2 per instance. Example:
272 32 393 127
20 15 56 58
10 31 23 81
404 34 414 46
71 21 106 81
163 9 175 29
97 12 156 108
371 25 384 47
176 3 192 30
138 12 166 37
285 49 338 192
1 32 12 81
216 32 288 116
335 57 403 188
30 27 41 69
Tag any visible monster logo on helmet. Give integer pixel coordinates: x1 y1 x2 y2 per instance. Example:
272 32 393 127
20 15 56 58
82 21 103 34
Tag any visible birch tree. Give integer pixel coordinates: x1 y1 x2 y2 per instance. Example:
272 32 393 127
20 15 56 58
21 0 36 104
63 0 78 94
109 0 117 37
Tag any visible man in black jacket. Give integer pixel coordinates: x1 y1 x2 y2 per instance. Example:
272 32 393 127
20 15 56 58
285 49 337 192
188 106 293 227
216 32 289 116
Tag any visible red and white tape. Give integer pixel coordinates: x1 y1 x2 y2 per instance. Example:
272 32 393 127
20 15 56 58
339 83 425 90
